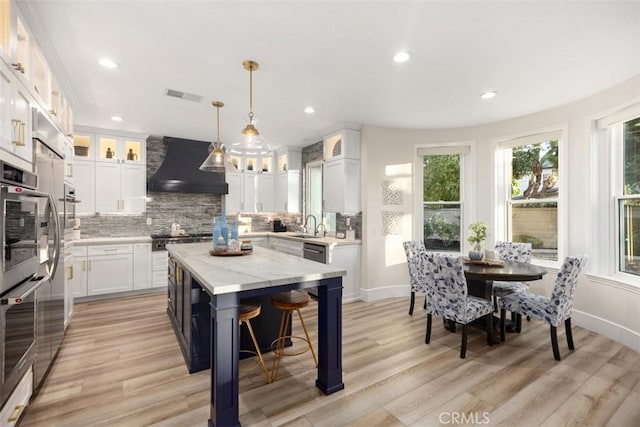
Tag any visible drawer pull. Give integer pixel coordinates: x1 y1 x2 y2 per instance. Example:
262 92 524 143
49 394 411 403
8 405 26 422
103 248 118 252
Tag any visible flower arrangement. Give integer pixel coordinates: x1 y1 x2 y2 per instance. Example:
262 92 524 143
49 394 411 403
467 221 488 250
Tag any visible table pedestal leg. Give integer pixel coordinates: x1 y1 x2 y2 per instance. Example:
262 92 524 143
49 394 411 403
315 277 344 394
208 294 240 427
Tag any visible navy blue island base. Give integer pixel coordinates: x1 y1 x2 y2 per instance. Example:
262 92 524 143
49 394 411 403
208 276 344 427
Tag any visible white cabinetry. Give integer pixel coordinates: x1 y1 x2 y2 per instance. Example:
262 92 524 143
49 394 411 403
87 244 133 296
0 59 33 165
249 236 268 248
152 250 168 288
226 170 274 213
69 246 88 298
0 367 32 427
269 237 303 257
73 131 147 214
133 243 151 289
322 129 361 214
73 159 95 214
274 147 301 213
63 245 73 329
328 244 361 302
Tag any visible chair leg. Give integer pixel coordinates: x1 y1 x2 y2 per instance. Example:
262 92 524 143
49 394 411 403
244 319 271 383
565 318 575 350
493 295 498 313
550 325 561 361
271 310 292 381
499 309 506 342
409 291 415 315
295 308 318 367
486 314 494 346
460 324 468 359
515 313 522 333
423 295 427 310
425 313 432 344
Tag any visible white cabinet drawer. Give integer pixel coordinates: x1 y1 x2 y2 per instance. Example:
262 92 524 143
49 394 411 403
0 367 32 427
152 270 168 288
88 244 132 256
152 251 168 271
72 246 88 257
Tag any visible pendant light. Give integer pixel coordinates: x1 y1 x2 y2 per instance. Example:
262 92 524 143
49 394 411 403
200 101 229 171
231 60 271 155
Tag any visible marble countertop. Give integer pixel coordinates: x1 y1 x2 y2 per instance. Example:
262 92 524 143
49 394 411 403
73 236 152 245
167 242 346 295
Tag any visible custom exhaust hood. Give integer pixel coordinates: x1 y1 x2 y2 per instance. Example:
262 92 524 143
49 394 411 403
148 136 228 194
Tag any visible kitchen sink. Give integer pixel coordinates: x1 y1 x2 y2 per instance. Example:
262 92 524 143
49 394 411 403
292 234 320 239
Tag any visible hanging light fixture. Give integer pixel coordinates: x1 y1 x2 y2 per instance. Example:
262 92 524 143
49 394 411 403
231 60 271 155
200 101 229 171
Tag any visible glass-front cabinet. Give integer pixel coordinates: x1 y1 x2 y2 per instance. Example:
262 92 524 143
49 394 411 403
0 1 9 57
74 133 144 164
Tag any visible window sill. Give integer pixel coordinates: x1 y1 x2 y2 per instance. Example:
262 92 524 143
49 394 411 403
586 273 640 294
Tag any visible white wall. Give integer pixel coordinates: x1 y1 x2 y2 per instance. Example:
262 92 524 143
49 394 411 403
360 75 640 352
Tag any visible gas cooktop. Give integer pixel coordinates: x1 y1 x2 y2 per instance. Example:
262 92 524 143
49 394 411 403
151 233 212 251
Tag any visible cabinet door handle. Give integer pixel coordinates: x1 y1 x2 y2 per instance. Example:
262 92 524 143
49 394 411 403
284 201 288 212
49 109 57 116
11 62 25 73
8 404 26 422
68 265 74 280
11 119 25 146
82 260 86 271
88 260 92 270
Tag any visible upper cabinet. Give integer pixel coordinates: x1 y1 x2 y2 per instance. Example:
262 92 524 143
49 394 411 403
274 147 301 213
0 3 74 146
323 128 361 162
0 59 33 165
322 128 361 214
73 130 147 214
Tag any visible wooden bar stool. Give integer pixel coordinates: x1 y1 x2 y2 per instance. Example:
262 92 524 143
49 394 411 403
270 291 317 382
239 301 271 383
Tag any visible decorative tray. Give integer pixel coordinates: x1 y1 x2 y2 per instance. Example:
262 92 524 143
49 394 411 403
462 257 504 267
209 249 252 257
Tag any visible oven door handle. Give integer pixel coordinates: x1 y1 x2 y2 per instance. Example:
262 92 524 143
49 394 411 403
3 185 49 199
1 275 49 305
48 193 61 280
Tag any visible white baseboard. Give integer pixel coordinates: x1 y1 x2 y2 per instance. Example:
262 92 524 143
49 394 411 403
359 285 410 302
572 309 640 353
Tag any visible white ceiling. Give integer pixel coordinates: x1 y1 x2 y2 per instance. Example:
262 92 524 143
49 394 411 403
20 0 640 149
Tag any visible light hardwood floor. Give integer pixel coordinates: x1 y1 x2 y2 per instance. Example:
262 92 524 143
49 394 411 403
20 292 640 426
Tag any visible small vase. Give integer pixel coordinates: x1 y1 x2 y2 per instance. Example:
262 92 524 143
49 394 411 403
468 243 484 260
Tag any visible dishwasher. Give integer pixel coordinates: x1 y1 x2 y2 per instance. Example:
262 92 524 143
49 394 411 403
302 242 327 264
303 243 327 300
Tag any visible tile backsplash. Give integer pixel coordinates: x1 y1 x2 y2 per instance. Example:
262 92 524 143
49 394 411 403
79 135 359 239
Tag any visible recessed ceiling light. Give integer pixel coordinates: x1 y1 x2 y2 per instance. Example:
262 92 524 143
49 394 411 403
99 58 119 69
480 91 498 100
304 107 315 114
393 51 411 63
111 116 123 122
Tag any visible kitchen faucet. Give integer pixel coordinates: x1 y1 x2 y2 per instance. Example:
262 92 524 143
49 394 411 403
316 223 327 237
304 214 317 236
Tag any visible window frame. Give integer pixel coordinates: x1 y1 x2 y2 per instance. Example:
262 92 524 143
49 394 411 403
494 127 567 268
413 141 476 254
594 102 640 285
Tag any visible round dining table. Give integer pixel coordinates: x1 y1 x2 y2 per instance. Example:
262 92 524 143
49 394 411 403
443 259 548 339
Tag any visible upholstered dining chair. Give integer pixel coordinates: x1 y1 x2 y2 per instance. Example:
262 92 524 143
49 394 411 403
498 255 588 360
493 241 533 298
403 241 428 315
424 254 494 358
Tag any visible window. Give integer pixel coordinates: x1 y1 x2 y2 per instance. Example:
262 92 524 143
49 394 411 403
496 131 563 262
416 144 474 253
423 154 462 252
618 116 640 276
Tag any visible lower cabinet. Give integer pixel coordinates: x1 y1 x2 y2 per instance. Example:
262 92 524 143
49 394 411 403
133 243 151 289
328 245 361 302
152 250 168 288
0 367 32 427
87 244 133 296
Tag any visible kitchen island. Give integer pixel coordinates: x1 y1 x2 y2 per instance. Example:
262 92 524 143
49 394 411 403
166 242 346 427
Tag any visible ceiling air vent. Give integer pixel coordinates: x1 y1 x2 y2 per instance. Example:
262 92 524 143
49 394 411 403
165 88 203 103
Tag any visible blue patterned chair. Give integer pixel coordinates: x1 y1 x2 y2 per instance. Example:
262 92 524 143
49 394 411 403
498 255 588 360
493 241 533 297
403 241 428 315
424 254 494 358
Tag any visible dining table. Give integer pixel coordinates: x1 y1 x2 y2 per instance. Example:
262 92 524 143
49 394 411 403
443 259 548 338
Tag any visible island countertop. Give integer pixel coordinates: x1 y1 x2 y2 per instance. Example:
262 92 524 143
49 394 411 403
166 242 346 295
